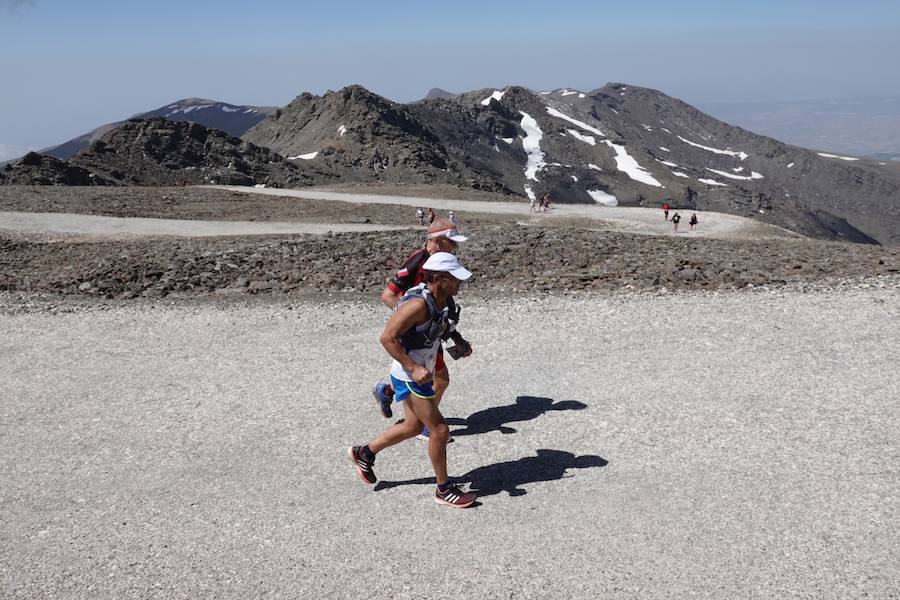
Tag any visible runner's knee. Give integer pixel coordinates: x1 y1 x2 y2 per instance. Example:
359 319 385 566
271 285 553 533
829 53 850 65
399 419 424 436
429 422 450 443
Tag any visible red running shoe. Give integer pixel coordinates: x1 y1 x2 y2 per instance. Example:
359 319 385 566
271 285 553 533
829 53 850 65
434 484 476 508
347 446 376 484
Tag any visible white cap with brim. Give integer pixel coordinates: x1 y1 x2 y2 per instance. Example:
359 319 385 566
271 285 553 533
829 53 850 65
422 252 473 281
426 225 468 243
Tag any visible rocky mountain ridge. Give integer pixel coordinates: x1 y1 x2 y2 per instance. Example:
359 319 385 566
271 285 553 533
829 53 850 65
240 83 900 244
4 83 899 244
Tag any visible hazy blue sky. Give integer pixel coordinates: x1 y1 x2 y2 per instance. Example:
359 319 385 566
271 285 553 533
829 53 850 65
2 0 899 159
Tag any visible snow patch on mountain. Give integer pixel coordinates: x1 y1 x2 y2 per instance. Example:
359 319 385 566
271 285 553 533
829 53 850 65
707 167 764 181
545 107 605 137
698 178 729 186
287 152 318 160
672 171 690 178
657 159 678 167
601 141 662 187
519 112 546 181
587 164 602 171
567 129 596 145
167 105 214 115
480 90 505 106
677 136 748 161
818 152 859 161
659 147 670 152
588 189 618 206
338 125 347 136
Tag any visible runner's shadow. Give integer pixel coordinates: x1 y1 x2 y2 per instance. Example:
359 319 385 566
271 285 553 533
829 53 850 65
374 449 608 498
446 396 587 436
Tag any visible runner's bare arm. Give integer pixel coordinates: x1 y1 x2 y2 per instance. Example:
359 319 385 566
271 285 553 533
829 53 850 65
380 298 431 383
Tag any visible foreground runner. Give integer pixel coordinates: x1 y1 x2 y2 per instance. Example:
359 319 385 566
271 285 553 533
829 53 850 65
349 252 477 508
373 218 471 442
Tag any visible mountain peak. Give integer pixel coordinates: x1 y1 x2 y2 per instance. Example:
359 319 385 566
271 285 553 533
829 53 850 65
424 88 457 100
38 97 275 161
166 97 220 106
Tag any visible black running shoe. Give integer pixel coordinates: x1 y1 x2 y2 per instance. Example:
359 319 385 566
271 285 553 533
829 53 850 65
434 484 476 508
347 446 376 484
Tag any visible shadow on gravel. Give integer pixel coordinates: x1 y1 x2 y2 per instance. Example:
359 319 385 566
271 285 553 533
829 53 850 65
374 449 608 498
445 396 588 436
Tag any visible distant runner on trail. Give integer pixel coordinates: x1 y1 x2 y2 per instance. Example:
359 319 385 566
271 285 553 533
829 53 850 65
428 207 436 225
672 212 681 232
690 213 698 231
449 210 457 225
541 194 552 212
349 252 477 508
416 207 425 225
662 202 670 221
372 218 472 442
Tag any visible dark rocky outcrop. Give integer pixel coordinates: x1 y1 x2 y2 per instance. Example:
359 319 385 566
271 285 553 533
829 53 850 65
2 217 898 300
67 118 312 187
1 152 110 186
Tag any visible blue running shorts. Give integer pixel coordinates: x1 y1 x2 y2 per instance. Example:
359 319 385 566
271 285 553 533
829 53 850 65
390 374 436 402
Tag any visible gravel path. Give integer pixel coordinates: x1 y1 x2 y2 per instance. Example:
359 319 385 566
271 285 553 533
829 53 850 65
206 185 799 241
0 210 413 238
2 288 898 598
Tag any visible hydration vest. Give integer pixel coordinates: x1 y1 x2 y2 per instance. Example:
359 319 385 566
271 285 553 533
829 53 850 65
395 283 457 352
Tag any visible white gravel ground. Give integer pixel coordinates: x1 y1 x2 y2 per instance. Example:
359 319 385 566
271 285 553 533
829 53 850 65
1 288 898 599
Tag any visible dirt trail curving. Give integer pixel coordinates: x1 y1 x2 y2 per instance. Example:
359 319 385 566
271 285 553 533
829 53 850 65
206 184 801 241
0 210 414 238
